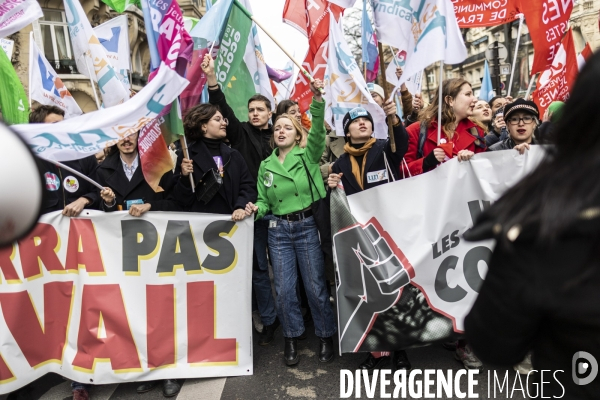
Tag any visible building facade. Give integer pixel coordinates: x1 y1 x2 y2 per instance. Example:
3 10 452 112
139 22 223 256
5 0 205 113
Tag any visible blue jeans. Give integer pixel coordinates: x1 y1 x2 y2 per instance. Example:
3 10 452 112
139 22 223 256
267 215 336 338
253 217 277 326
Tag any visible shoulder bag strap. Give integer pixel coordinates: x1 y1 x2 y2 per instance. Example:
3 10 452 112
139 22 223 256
383 152 396 183
300 157 316 203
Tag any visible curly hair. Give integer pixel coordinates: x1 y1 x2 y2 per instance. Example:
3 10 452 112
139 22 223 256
183 104 221 141
418 78 472 135
272 113 308 148
29 105 65 123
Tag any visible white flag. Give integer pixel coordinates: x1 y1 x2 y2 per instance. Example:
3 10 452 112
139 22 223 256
14 62 188 162
371 0 413 54
0 0 43 38
63 0 129 107
324 12 387 139
397 0 467 86
29 34 83 118
328 0 357 7
93 15 131 72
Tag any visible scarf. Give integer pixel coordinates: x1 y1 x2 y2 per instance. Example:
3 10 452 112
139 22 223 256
343 138 376 190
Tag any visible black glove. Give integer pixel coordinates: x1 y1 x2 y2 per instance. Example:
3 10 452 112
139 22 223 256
422 149 441 172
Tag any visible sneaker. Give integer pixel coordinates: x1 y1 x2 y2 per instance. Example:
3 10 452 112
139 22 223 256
258 318 280 346
455 344 483 369
514 353 533 374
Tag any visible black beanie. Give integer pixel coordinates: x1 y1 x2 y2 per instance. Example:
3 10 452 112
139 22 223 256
503 98 539 121
343 107 374 134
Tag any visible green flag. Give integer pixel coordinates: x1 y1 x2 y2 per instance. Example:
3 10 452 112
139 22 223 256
0 49 29 125
100 0 140 13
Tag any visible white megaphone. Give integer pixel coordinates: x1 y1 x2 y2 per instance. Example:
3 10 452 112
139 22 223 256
0 122 44 247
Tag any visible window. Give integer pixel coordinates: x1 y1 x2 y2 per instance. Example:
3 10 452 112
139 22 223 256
39 9 77 74
427 70 435 85
468 71 473 83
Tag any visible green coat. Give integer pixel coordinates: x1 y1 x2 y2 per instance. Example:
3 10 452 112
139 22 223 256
255 98 326 219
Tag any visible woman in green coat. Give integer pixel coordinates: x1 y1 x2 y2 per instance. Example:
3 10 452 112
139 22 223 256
246 80 336 366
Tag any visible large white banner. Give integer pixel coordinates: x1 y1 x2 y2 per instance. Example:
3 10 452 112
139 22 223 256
333 147 546 353
0 211 253 394
12 62 188 162
0 0 43 38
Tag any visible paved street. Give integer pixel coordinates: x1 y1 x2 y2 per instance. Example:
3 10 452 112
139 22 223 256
1 329 531 400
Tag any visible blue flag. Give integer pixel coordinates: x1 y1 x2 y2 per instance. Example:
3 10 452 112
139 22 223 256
479 60 495 102
361 0 377 66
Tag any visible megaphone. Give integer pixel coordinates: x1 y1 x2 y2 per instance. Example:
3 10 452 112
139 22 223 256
0 122 44 247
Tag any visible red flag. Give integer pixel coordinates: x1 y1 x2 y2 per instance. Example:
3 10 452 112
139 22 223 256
531 28 578 116
453 0 520 28
283 0 343 112
577 42 593 71
520 0 574 76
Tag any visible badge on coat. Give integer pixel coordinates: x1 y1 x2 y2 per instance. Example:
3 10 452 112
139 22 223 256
44 172 60 191
366 169 388 184
263 172 273 187
63 176 79 193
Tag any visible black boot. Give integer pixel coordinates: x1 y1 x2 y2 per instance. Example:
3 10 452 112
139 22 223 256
359 353 390 371
258 318 280 346
162 379 181 397
284 337 299 366
318 336 334 363
136 380 158 393
391 350 412 372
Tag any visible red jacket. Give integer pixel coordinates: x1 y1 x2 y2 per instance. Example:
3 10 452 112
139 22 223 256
402 119 486 177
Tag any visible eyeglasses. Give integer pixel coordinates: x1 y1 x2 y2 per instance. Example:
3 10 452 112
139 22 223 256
507 116 535 125
211 117 229 126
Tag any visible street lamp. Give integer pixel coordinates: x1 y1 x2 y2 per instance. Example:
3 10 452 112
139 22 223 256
492 31 502 95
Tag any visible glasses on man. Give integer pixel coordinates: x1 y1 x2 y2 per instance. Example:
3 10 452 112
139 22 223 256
507 116 535 125
211 117 229 126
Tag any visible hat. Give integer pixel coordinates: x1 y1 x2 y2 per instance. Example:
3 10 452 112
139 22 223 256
548 101 565 123
343 107 374 134
503 98 539 121
367 83 385 100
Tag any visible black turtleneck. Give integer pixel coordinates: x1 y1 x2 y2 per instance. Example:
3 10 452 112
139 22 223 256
350 142 366 173
201 136 222 157
260 127 272 159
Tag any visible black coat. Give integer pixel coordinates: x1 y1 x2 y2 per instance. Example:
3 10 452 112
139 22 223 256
208 86 272 181
39 156 100 215
488 136 538 151
464 213 600 399
332 123 409 196
96 151 176 211
171 140 256 214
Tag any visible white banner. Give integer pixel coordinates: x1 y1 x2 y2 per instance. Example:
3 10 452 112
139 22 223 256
0 211 253 394
325 12 387 139
0 38 14 59
29 34 83 118
0 0 43 38
334 148 545 352
63 0 129 107
13 62 188 162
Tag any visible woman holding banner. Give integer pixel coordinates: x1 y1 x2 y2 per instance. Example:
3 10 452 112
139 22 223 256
246 79 336 367
402 78 487 177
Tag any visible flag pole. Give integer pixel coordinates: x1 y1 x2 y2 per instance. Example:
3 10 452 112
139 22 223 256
232 0 322 93
50 160 105 190
363 62 367 81
28 32 34 108
507 14 524 98
525 73 538 100
81 53 102 109
377 41 396 152
437 61 444 145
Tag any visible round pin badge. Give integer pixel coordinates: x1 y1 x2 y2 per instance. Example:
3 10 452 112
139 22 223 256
440 138 447 144
44 172 60 191
263 172 273 187
64 176 80 193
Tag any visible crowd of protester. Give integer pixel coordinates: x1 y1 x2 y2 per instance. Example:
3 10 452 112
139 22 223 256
28 49 567 399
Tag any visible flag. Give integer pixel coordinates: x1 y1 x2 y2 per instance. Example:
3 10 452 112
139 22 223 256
180 0 234 112
284 0 343 113
479 60 494 101
519 0 574 76
452 0 520 28
531 28 578 117
577 42 593 71
29 34 83 119
267 64 293 83
273 60 295 103
0 47 28 124
370 0 412 54
13 62 188 161
328 0 356 7
100 0 141 13
218 0 274 119
63 0 129 107
0 0 43 38
361 1 379 83
324 12 387 139
397 0 468 87
94 15 131 92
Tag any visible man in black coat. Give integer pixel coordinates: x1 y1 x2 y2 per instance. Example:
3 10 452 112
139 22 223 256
200 54 280 344
29 105 100 217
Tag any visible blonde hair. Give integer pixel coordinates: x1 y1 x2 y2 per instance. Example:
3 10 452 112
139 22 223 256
419 78 472 135
272 113 308 148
